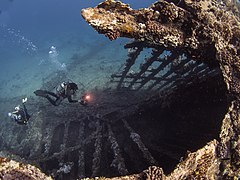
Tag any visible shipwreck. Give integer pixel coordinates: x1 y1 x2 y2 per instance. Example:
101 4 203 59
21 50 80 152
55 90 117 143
0 0 239 179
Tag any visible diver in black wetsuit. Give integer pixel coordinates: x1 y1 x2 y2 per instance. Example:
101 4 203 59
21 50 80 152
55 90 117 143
34 81 86 106
8 98 31 125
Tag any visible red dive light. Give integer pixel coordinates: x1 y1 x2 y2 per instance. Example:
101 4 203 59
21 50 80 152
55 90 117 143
84 94 91 100
80 93 92 106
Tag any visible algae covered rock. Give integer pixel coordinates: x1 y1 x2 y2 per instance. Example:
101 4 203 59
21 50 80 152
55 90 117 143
0 157 52 180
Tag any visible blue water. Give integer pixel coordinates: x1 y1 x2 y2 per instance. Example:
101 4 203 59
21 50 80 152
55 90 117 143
0 0 157 99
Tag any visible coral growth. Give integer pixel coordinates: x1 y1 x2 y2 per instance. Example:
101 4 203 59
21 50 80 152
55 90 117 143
0 157 52 180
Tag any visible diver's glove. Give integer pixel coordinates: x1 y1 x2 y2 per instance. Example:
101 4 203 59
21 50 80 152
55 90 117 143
78 99 88 106
78 94 90 106
22 98 27 103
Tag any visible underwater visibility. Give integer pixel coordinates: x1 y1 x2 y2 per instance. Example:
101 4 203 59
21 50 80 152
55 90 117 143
0 0 239 179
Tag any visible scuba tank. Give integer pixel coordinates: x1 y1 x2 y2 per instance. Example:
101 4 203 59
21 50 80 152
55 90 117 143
56 82 68 96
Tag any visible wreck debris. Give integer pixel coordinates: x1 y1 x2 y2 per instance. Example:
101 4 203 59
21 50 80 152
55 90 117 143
139 140 220 179
141 166 166 180
122 119 158 166
0 77 228 179
0 0 239 179
9 89 155 179
92 120 103 177
167 140 220 179
0 157 52 180
60 121 70 161
78 150 85 179
107 124 129 176
77 120 86 179
116 46 143 89
127 48 164 89
82 0 240 178
111 41 219 94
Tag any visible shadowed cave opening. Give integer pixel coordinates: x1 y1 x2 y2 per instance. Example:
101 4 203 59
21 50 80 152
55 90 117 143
38 68 228 179
109 73 228 176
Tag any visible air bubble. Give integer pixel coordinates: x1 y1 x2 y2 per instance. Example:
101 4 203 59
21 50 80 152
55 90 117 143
0 24 38 53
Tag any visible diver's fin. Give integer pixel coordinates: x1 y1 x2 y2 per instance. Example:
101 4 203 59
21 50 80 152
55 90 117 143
22 97 27 103
34 90 48 97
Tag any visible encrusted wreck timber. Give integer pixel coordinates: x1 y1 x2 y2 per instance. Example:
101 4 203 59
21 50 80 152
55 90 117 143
138 140 220 179
80 141 220 179
82 0 240 178
167 140 220 179
0 157 52 180
81 0 239 66
107 124 129 175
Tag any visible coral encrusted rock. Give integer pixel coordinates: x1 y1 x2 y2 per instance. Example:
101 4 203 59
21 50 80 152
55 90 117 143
0 157 52 180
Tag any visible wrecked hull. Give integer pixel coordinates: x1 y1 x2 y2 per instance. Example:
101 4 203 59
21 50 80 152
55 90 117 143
0 0 239 179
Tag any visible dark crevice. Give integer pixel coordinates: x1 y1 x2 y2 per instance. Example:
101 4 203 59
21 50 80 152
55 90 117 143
99 133 116 177
125 73 228 174
66 121 81 148
111 120 150 174
49 124 65 156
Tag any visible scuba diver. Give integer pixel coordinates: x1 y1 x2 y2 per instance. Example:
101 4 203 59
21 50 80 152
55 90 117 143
34 81 88 106
8 98 30 125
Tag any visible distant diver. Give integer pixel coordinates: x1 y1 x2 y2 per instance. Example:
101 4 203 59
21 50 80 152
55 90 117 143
8 98 30 125
34 81 88 106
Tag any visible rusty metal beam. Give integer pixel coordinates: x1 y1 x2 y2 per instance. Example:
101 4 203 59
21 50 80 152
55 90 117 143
117 47 143 89
128 48 165 89
147 56 190 91
136 52 181 90
162 63 209 91
153 60 198 91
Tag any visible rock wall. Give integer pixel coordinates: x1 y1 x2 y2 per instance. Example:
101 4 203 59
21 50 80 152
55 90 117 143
0 157 52 180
